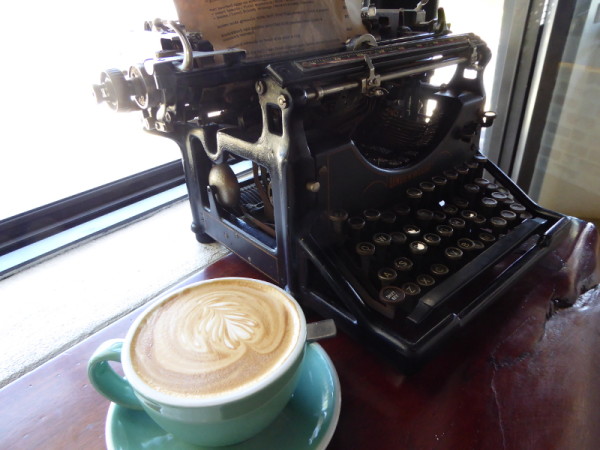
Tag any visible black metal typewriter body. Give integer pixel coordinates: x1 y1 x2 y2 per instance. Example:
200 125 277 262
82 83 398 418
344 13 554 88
94 1 571 369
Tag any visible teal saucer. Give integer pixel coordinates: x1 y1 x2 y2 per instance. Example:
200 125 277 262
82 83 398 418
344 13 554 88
106 343 341 450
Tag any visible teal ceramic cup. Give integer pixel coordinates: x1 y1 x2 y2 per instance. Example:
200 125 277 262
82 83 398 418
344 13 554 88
88 278 307 447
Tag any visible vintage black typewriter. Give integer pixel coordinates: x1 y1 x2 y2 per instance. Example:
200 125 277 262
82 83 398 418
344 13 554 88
93 0 572 369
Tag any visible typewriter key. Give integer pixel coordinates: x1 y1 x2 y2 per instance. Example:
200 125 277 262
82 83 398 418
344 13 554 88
490 216 508 235
356 242 376 276
373 232 392 264
466 160 480 180
480 197 498 218
363 209 381 235
452 197 469 210
485 183 499 195
448 217 466 237
401 282 422 311
390 232 407 256
442 204 459 216
432 210 447 224
392 203 411 218
457 237 476 252
432 176 448 202
478 231 496 245
499 210 518 228
416 274 436 289
415 209 434 229
380 211 397 231
377 267 398 287
393 257 414 278
327 209 348 244
443 170 459 196
491 191 508 202
348 216 366 242
406 188 423 209
462 184 480 203
376 286 407 319
409 241 428 271
436 224 454 239
419 181 436 206
509 203 527 215
403 224 421 240
474 178 491 191
455 164 469 186
379 286 406 307
444 246 464 269
423 233 441 258
430 263 450 277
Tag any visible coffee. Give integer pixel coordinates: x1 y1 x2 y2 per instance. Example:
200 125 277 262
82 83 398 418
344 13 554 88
130 278 301 398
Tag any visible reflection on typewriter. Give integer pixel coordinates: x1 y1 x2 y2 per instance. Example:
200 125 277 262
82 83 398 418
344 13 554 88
94 1 572 369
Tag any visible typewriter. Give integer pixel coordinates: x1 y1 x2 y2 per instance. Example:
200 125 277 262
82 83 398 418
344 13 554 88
93 0 572 369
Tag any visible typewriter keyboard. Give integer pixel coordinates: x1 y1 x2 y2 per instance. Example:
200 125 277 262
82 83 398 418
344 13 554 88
325 157 547 329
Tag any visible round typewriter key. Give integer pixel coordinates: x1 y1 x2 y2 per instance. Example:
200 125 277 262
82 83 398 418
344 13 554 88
403 224 421 239
509 203 527 214
363 208 381 234
377 267 398 287
380 211 397 230
444 246 464 269
462 184 480 203
485 183 499 195
379 286 406 306
327 209 348 243
348 216 366 241
432 176 448 201
406 187 423 209
472 240 485 252
473 214 487 230
423 233 441 247
393 257 414 274
356 241 376 275
474 177 490 191
430 263 450 277
491 191 508 202
409 240 428 272
415 209 434 229
443 170 459 195
392 203 411 218
390 232 407 253
436 224 454 239
490 216 508 235
478 231 496 245
372 232 392 264
452 197 469 210
401 282 421 298
456 238 476 252
448 217 466 237
480 197 498 217
442 204 459 216
419 181 436 205
455 164 469 186
460 209 478 221
500 197 515 207
500 210 518 227
416 274 436 289
432 210 447 224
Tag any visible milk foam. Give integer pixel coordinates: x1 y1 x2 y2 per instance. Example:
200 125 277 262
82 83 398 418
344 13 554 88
131 279 300 398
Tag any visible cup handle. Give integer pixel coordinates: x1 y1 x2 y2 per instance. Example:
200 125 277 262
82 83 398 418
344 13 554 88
87 339 142 410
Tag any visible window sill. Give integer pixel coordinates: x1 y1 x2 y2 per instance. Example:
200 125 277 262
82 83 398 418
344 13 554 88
0 200 228 388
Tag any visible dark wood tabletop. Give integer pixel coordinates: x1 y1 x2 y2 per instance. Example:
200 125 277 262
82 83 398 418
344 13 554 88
2 219 600 450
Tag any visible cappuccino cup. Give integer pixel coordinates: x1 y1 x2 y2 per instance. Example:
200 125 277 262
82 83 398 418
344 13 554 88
88 277 308 446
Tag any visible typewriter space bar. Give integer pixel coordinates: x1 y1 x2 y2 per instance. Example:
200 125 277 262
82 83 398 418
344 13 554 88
407 217 547 325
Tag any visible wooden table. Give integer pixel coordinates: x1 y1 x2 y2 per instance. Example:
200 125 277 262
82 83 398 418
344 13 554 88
2 219 600 449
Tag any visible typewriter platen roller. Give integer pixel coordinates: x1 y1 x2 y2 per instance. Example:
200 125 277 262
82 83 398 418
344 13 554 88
94 1 572 369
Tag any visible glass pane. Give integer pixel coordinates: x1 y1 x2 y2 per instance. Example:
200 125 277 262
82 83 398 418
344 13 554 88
0 0 181 221
529 0 600 221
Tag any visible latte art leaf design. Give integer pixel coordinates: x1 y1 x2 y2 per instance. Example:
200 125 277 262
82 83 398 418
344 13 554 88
132 281 300 397
196 300 258 351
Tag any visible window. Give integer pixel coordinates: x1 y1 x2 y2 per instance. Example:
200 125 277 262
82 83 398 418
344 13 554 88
0 1 185 275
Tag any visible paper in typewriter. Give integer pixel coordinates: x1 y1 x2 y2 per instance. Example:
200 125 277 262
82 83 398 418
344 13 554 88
173 0 366 60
